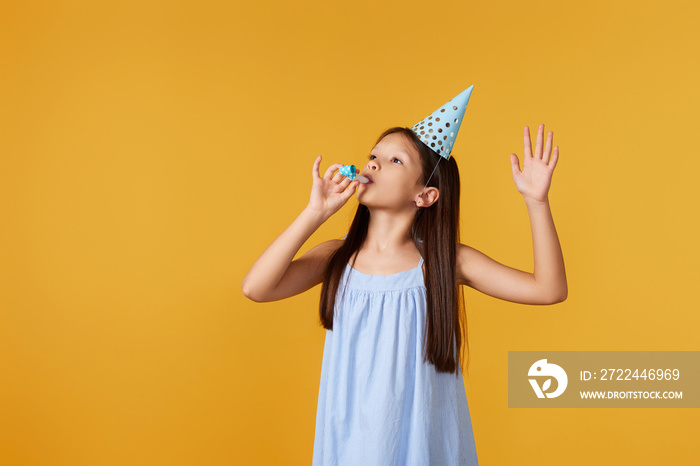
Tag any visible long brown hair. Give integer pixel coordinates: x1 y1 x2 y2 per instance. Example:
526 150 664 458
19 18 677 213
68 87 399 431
318 127 469 376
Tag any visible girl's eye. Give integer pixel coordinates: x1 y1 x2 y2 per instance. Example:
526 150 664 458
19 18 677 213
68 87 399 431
369 155 402 164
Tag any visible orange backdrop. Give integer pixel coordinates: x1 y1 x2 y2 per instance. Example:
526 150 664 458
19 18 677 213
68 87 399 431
1 0 698 464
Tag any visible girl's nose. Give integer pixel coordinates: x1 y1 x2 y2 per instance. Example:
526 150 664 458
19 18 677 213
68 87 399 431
366 159 378 170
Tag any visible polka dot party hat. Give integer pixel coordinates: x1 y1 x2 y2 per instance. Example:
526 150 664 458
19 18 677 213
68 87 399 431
411 85 474 160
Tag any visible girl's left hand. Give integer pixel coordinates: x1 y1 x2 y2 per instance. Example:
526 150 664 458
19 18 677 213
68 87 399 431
510 124 559 204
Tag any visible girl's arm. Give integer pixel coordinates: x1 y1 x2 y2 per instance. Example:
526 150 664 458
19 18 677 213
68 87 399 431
525 197 567 302
241 156 359 302
241 209 337 303
456 124 567 305
456 199 567 305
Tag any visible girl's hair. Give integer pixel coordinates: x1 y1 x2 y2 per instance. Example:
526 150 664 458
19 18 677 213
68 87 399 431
318 126 470 376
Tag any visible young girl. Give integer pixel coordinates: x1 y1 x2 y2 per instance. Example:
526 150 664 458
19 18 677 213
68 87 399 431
242 88 567 465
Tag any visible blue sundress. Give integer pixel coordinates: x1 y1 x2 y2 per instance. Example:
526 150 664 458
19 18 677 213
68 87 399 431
312 256 479 465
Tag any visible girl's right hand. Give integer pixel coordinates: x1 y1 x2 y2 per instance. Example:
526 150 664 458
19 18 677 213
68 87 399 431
306 155 360 220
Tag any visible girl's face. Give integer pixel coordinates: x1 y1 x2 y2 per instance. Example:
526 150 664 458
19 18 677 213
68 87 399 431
357 132 425 210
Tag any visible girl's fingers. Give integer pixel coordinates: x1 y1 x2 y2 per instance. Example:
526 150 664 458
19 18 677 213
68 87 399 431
312 155 322 180
544 131 553 164
323 163 344 180
342 180 359 199
524 126 533 158
535 124 544 159
311 158 362 193
550 146 559 169
338 176 352 189
332 171 344 184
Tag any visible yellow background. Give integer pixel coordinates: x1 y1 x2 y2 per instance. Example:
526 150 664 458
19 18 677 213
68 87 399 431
1 0 698 464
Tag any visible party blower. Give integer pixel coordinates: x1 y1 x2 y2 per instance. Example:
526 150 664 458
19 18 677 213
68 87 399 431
339 165 372 184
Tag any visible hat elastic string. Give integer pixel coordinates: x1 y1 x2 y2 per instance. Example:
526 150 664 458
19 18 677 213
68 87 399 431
420 157 442 196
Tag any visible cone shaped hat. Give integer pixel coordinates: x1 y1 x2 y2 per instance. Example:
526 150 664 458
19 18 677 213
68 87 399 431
410 85 474 160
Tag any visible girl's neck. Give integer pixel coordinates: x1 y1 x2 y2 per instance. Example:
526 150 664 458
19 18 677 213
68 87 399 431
363 208 416 254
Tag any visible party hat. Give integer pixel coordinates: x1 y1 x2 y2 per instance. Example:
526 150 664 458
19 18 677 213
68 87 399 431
411 85 474 160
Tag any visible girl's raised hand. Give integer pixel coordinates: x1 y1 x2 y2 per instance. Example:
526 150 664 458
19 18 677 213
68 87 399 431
306 155 360 219
510 124 560 204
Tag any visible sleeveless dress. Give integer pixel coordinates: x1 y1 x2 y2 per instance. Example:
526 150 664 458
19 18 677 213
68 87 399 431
312 256 479 465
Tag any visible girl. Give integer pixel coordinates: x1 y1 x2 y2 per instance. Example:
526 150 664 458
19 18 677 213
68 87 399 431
242 93 567 464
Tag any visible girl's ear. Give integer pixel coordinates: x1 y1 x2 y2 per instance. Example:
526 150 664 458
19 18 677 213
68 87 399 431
416 187 439 208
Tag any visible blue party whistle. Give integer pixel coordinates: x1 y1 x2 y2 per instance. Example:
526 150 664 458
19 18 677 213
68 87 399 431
339 165 371 183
